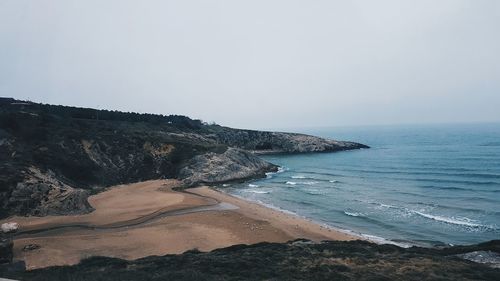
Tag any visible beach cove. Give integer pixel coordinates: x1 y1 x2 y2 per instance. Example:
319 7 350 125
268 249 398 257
4 180 355 269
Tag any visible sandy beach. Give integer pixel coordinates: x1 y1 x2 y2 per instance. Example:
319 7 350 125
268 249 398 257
3 180 356 269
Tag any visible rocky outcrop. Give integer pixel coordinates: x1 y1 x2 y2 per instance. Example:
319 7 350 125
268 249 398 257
252 132 368 153
3 239 499 280
209 129 369 154
179 148 278 186
22 244 41 252
0 223 18 234
8 168 93 217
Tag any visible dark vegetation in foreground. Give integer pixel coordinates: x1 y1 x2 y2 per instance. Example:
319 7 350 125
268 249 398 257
2 239 499 281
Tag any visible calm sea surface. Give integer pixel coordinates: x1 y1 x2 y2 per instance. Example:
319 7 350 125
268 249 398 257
223 124 500 246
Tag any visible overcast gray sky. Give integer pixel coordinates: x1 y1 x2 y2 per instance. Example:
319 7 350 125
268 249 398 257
1 1 499 129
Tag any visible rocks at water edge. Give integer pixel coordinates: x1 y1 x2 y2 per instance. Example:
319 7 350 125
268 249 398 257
179 148 278 186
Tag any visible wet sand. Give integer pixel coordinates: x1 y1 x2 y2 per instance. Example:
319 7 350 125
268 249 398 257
3 180 357 269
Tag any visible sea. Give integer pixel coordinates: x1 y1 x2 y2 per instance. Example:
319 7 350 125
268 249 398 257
222 123 500 247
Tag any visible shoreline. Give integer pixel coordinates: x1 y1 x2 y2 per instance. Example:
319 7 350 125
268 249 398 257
3 180 358 269
189 186 357 242
211 187 414 248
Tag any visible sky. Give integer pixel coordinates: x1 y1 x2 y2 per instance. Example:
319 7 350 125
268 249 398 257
1 0 499 129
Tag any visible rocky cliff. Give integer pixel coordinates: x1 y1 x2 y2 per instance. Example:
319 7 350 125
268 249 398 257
179 148 278 186
0 98 367 218
208 129 369 154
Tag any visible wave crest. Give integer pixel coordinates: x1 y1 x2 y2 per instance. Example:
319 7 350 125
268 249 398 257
413 211 483 228
344 211 364 217
244 190 270 194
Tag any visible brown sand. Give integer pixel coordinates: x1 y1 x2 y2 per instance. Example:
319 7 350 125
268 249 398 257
3 180 357 269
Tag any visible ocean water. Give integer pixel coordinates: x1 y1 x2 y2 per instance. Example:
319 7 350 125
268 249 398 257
223 124 500 247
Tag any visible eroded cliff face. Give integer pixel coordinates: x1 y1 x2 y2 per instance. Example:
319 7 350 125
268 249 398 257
0 98 367 218
8 168 93 216
0 125 223 217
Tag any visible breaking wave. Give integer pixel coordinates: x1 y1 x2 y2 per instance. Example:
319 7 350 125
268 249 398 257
244 190 270 194
413 211 483 228
344 211 364 217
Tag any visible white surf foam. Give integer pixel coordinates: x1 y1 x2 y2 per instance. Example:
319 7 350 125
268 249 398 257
413 211 482 228
303 189 324 195
312 222 413 248
248 184 259 188
378 203 399 209
266 166 287 178
265 172 273 178
292 175 306 179
359 233 413 248
344 211 364 217
302 181 319 185
285 181 297 185
217 188 414 248
244 190 270 194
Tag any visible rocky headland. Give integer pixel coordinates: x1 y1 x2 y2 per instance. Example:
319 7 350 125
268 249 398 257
0 97 367 218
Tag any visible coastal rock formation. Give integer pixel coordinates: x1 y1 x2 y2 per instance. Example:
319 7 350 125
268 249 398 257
210 129 369 154
179 148 278 186
22 244 41 252
0 223 18 234
0 98 367 218
2 239 499 280
9 168 93 216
